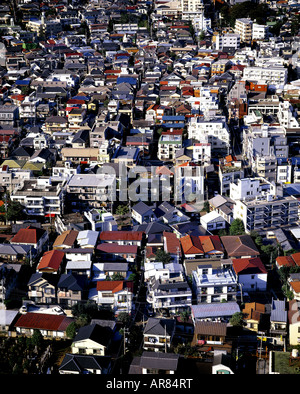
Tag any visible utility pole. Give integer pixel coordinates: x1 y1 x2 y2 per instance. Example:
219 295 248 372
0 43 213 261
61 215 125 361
123 327 129 355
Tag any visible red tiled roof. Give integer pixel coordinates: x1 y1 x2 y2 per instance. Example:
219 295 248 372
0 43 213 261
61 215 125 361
163 231 181 255
37 249 64 271
291 253 300 266
10 226 46 245
232 257 267 275
14 312 73 331
180 234 204 255
96 280 134 293
276 256 295 267
199 235 224 254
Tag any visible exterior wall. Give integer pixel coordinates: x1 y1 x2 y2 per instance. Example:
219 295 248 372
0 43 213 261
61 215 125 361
72 339 106 356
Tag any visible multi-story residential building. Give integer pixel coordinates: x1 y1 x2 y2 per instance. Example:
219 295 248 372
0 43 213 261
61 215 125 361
192 264 238 303
143 317 176 352
191 142 211 166
0 165 32 194
229 177 276 202
242 124 289 180
234 18 253 43
27 273 57 304
243 65 288 88
211 59 231 76
158 131 182 162
247 95 280 117
252 23 269 41
187 116 230 154
61 147 102 165
219 157 244 196
93 280 134 315
66 173 116 211
11 177 64 217
181 0 204 19
214 33 240 51
233 193 299 233
18 95 39 123
277 100 300 129
67 108 87 131
0 105 18 126
174 164 204 203
146 270 192 314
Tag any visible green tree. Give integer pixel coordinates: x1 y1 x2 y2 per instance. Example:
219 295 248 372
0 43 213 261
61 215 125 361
229 219 245 236
155 249 171 264
31 329 44 348
117 312 131 326
229 312 247 327
116 204 129 216
66 321 77 339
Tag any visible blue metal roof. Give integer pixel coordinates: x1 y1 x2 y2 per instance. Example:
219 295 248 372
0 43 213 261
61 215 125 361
191 302 240 318
162 115 185 121
161 123 185 128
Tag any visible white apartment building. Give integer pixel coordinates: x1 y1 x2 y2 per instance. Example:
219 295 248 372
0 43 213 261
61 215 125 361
146 273 192 314
234 18 253 43
233 194 299 233
186 87 219 114
243 65 288 88
219 159 244 196
187 116 230 153
158 132 182 162
192 264 238 303
192 142 211 166
252 23 269 41
181 0 204 20
11 177 64 217
66 173 116 211
229 177 277 202
214 33 240 51
243 124 289 164
277 100 300 129
277 162 292 184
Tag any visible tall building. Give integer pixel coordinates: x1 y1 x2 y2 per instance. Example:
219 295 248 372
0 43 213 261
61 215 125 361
234 18 253 43
181 0 205 20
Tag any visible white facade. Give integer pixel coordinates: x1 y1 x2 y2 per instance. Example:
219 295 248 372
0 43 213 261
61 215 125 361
234 18 253 43
252 23 269 41
243 66 288 89
188 117 230 152
215 33 240 51
192 265 238 303
200 211 226 231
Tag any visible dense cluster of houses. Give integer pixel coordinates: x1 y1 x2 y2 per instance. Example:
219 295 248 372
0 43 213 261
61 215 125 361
1 0 300 376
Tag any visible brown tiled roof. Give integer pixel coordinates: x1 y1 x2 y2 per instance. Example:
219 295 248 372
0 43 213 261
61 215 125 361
220 235 259 258
193 321 227 336
242 302 265 322
99 231 144 242
53 230 78 249
163 231 180 255
96 280 134 293
14 312 74 331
